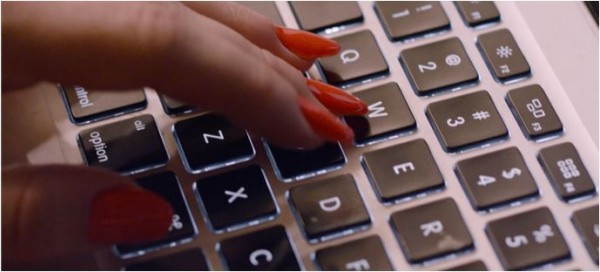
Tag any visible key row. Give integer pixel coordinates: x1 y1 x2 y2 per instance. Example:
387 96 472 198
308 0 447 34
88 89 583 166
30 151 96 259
320 28 529 89
124 188 598 270
290 2 500 36
77 82 566 177
60 25 529 124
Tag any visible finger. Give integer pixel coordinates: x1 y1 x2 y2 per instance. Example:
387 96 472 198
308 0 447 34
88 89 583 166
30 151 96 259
2 2 329 148
182 2 340 70
2 165 173 270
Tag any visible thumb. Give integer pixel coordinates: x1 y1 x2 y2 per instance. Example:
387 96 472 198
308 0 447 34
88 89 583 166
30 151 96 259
2 165 173 270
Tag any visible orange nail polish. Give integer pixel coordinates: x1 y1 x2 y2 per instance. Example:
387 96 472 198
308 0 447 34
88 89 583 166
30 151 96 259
298 95 355 144
88 186 173 245
275 26 340 60
307 79 368 116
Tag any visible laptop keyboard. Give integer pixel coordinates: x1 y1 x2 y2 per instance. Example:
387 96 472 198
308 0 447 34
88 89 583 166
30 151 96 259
57 2 598 270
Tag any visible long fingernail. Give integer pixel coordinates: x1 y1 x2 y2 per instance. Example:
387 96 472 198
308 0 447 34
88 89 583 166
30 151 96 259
88 186 173 245
298 95 355 144
307 79 368 116
275 26 340 60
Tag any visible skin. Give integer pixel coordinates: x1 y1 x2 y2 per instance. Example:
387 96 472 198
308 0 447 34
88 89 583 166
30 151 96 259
2 2 333 269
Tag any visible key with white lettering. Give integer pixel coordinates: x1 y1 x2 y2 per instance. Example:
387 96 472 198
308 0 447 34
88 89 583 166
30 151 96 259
289 174 370 240
61 85 146 124
478 29 530 82
266 143 345 181
318 30 389 86
507 84 563 139
571 205 599 263
375 2 450 41
400 37 478 94
538 142 595 201
455 147 538 210
316 236 393 270
173 114 255 173
78 114 168 175
220 226 300 270
117 172 196 257
390 198 473 263
125 248 210 270
486 207 570 270
195 166 277 230
362 139 444 202
289 1 363 32
427 91 508 151
344 83 416 145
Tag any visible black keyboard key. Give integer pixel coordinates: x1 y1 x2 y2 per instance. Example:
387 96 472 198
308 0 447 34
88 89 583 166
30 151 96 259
159 95 195 116
237 1 284 25
173 114 255 173
61 85 146 124
344 83 416 145
220 226 300 270
195 166 277 230
400 37 478 94
538 143 595 201
478 29 530 82
572 205 599 263
289 1 363 32
506 84 563 139
362 139 444 202
78 114 168 174
289 174 370 240
117 172 196 257
319 30 389 86
375 2 450 41
315 236 393 270
390 198 473 263
446 260 488 271
125 248 209 271
426 91 508 151
455 2 500 27
266 143 345 181
486 207 570 270
455 147 538 210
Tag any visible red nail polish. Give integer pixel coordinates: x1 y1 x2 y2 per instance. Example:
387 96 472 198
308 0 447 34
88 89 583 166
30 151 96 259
275 26 340 60
88 186 173 245
298 95 355 145
307 79 368 116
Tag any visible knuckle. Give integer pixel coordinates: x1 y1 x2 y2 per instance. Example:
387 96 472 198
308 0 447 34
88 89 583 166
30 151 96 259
123 3 186 58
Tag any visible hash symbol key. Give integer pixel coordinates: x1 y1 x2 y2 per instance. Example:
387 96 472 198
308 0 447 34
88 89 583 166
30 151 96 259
427 91 508 152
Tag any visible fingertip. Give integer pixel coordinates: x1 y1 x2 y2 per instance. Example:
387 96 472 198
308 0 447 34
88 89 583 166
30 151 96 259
87 186 173 245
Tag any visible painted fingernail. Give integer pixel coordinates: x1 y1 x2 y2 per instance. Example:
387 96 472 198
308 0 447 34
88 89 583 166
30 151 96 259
88 186 173 245
298 95 355 144
307 79 368 116
275 26 340 60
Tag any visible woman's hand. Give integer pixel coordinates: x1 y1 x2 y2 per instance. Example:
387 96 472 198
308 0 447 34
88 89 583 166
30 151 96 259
3 1 364 148
2 2 367 270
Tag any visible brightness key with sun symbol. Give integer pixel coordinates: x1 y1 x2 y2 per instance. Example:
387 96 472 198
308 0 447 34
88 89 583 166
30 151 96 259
477 29 531 81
